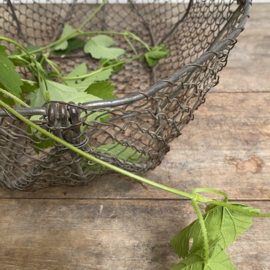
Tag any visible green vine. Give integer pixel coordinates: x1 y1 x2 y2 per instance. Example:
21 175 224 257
0 100 269 221
0 0 269 268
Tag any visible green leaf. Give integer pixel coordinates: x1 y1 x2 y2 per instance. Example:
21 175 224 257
21 79 37 93
63 91 102 104
0 45 23 98
32 137 54 154
28 114 44 135
9 49 29 67
53 38 85 55
47 80 79 102
82 69 113 84
170 203 259 259
101 58 124 73
65 63 88 86
26 44 39 52
54 24 74 50
71 69 113 92
79 143 148 174
28 80 78 107
28 87 46 108
24 44 51 79
19 79 37 102
85 81 116 100
26 44 40 53
72 81 117 126
28 78 108 108
27 124 54 154
145 45 171 67
152 44 166 51
170 245 236 270
205 203 217 213
82 142 149 173
94 143 148 163
0 90 15 106
84 35 125 60
11 49 22 56
26 44 42 61
82 112 108 127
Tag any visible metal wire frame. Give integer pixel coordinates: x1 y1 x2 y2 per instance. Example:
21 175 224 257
0 0 251 190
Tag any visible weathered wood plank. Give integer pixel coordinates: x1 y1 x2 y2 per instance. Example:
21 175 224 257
0 4 269 270
0 92 269 200
214 4 270 92
0 199 269 270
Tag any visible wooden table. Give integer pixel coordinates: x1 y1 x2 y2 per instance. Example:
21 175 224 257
0 4 269 270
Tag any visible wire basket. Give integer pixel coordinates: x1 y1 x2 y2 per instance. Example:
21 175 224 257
0 0 251 190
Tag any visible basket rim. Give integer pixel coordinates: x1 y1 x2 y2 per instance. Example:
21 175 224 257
0 0 251 117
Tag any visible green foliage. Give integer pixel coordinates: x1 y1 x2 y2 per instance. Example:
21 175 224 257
28 85 45 108
170 203 259 260
53 38 85 56
21 79 37 93
94 143 148 162
65 62 113 92
71 69 113 92
54 24 74 50
25 44 42 63
80 82 116 126
144 44 171 67
66 63 88 85
63 91 102 104
11 49 22 56
169 200 262 270
81 143 148 174
0 44 23 98
101 58 124 73
47 80 79 102
85 81 117 100
170 245 237 270
26 43 40 53
27 124 54 154
0 8 269 269
84 35 125 59
0 90 15 106
28 80 104 107
10 49 29 67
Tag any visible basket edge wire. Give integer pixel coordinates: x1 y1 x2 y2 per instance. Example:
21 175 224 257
0 0 251 117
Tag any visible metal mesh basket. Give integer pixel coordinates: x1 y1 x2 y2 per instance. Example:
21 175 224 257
0 0 251 190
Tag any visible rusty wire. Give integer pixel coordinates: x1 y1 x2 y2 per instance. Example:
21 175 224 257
0 0 251 190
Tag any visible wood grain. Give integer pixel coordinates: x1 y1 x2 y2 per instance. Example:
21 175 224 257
214 4 270 92
0 3 270 270
0 199 269 270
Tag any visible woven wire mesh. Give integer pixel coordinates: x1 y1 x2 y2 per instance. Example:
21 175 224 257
0 0 251 190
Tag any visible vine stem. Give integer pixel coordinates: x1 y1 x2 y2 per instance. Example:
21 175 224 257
0 100 270 217
77 0 108 31
28 32 77 55
0 99 193 200
0 104 270 219
0 36 33 60
191 198 209 266
62 56 143 80
28 30 150 57
192 188 228 202
4 0 150 59
23 0 110 55
0 88 29 108
208 200 270 218
124 35 138 56
82 30 150 51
